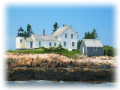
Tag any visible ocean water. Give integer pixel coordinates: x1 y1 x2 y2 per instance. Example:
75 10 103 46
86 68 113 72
4 80 116 87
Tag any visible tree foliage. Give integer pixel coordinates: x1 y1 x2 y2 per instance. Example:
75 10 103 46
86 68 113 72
58 42 62 50
52 22 59 34
77 40 82 49
103 45 115 56
23 24 34 38
23 31 28 39
83 28 98 39
77 28 98 49
27 24 34 37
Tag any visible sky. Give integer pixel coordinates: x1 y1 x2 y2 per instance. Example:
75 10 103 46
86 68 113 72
5 5 115 51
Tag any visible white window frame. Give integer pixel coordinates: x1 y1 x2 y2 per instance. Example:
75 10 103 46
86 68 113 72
71 34 73 38
93 47 97 52
54 43 56 46
39 41 41 46
64 41 66 46
65 33 67 38
49 42 52 46
20 39 22 43
72 42 74 46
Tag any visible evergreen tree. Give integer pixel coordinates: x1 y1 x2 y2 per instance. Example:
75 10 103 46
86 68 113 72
27 24 34 37
78 28 98 49
23 31 28 39
83 28 98 39
92 28 98 39
23 24 34 38
52 22 59 34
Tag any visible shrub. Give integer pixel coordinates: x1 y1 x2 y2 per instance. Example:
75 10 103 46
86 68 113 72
104 46 114 56
103 45 115 56
44 48 49 52
38 46 45 49
49 47 56 52
63 49 68 53
48 47 52 52
58 42 62 50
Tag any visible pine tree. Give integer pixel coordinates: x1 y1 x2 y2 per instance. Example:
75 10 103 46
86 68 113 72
78 28 98 48
92 28 98 39
23 31 28 39
52 22 59 34
27 24 34 37
23 24 34 39
83 28 98 39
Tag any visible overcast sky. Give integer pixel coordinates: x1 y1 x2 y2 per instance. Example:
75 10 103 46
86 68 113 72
1 0 120 51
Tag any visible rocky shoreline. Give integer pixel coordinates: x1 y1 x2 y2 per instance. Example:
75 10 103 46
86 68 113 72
4 53 117 83
6 67 115 83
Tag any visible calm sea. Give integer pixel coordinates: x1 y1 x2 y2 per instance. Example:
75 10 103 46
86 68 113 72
1 80 120 90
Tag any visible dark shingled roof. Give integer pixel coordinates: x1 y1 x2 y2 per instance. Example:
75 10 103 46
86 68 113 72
18 27 24 31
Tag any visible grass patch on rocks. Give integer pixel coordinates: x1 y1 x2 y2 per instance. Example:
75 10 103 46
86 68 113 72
6 48 82 58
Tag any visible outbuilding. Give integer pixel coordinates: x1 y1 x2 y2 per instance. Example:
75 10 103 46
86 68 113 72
80 39 104 56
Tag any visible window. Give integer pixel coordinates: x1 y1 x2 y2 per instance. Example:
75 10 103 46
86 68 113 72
93 47 97 52
20 39 22 43
39 41 41 46
65 33 67 38
54 43 56 46
49 42 51 46
64 42 66 46
72 42 74 46
71 34 73 38
30 42 33 48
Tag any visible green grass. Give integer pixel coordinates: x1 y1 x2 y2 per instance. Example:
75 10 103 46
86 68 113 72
6 49 82 58
6 49 44 54
61 50 82 58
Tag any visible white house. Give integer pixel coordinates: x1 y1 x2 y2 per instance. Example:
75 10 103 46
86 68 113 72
16 24 79 51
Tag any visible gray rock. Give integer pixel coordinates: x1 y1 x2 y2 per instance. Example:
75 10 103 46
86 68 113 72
67 65 73 68
99 65 110 69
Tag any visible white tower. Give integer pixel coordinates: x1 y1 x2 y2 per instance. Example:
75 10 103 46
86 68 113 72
16 27 25 50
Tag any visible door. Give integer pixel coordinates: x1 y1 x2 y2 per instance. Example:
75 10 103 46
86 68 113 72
30 42 33 48
83 47 84 54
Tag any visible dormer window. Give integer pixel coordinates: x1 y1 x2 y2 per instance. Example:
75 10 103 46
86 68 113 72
71 34 73 38
20 39 22 43
65 33 67 38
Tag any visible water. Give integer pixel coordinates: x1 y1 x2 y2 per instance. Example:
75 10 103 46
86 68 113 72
5 80 116 87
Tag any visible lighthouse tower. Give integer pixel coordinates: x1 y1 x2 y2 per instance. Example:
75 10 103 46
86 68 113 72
16 27 25 50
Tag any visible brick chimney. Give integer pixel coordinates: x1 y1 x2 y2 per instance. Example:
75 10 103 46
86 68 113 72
43 29 45 36
63 24 65 27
